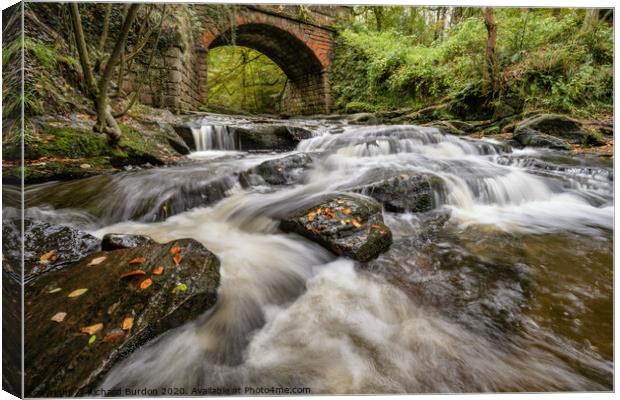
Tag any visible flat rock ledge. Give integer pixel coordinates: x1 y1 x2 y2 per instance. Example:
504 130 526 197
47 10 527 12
25 238 220 397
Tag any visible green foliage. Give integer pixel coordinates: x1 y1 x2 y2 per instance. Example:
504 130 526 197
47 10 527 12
332 7 613 118
206 46 286 113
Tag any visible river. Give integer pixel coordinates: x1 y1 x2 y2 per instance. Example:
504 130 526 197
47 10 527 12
13 115 614 393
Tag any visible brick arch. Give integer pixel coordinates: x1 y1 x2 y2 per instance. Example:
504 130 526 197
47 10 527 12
141 6 338 114
200 10 335 114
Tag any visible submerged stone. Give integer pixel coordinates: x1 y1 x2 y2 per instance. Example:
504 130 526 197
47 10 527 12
355 174 439 213
280 194 392 261
24 238 220 396
101 233 155 250
253 153 314 185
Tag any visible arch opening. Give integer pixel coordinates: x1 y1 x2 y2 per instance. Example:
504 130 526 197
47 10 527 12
205 23 329 115
206 46 287 114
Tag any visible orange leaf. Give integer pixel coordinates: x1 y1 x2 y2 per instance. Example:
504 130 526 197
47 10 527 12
40 250 58 264
351 219 364 228
122 317 134 331
173 253 183 265
88 256 107 266
153 266 164 275
169 246 181 255
128 257 145 265
120 270 147 280
103 328 125 343
80 323 103 335
140 278 153 289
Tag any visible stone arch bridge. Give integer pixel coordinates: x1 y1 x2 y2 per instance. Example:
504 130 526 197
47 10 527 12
137 5 345 115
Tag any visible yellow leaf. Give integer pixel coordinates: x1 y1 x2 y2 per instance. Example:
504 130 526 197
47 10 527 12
88 256 107 266
88 335 96 345
68 288 88 298
153 266 164 275
122 317 134 331
48 288 62 294
342 208 352 215
51 312 66 323
80 323 103 335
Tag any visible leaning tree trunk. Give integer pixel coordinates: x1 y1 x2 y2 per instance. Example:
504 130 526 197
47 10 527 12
94 4 140 144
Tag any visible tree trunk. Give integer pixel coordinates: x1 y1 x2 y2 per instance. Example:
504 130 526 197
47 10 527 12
98 4 112 53
484 7 498 96
94 4 140 144
69 3 96 96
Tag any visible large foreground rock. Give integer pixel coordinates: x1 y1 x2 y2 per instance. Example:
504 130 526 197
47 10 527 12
355 173 439 213
513 114 605 149
25 238 220 396
280 194 392 261
2 219 101 281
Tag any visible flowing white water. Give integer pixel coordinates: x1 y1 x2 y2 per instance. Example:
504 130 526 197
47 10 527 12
192 125 238 151
11 119 612 393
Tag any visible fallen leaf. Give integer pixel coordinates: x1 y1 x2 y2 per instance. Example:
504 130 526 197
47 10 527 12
88 335 97 345
122 317 134 331
80 323 103 335
39 250 58 264
307 211 316 222
351 219 364 228
120 270 147 280
88 256 107 266
51 312 67 322
153 266 164 275
79 163 91 169
305 223 313 231
128 257 145 265
342 208 352 215
68 288 88 298
169 246 181 255
103 329 125 343
173 253 182 265
48 288 62 294
140 278 153 289
172 283 188 293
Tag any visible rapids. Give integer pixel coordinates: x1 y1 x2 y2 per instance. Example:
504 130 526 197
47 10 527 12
7 116 613 393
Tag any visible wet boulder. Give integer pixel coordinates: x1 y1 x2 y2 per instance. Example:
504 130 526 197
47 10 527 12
230 125 312 150
101 233 155 250
2 219 101 281
355 174 439 213
252 153 314 185
512 129 572 150
280 194 392 261
347 112 379 125
24 238 220 396
514 114 606 148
